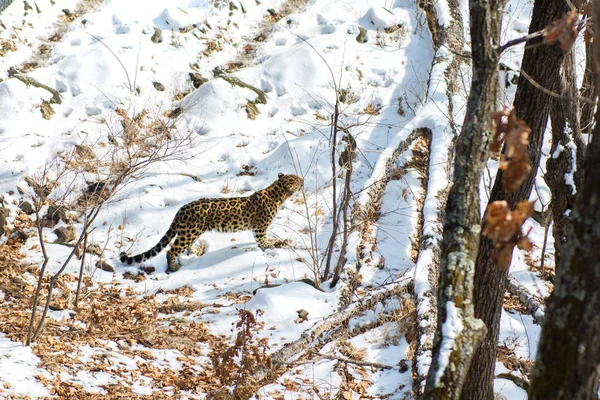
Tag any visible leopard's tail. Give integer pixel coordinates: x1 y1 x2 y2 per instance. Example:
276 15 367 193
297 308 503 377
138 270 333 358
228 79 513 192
120 227 176 265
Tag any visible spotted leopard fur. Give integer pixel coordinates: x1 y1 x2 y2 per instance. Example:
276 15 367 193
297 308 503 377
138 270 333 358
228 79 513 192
120 173 303 272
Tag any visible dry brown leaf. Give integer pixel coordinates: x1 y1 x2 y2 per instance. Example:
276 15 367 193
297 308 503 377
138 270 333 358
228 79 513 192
363 103 381 115
544 10 580 50
483 200 534 271
490 107 532 192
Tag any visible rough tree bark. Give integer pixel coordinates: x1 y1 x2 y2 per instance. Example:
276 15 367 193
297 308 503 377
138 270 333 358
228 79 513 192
460 1 572 399
528 6 600 397
421 0 505 396
545 49 585 266
529 130 600 399
412 0 464 395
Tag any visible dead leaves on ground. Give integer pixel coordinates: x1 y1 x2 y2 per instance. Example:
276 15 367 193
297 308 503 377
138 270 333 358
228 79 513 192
0 40 18 57
362 103 382 115
211 309 271 399
0 257 226 398
483 200 534 271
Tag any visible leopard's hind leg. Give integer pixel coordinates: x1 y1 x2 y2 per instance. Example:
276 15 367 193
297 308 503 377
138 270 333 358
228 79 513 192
166 230 203 272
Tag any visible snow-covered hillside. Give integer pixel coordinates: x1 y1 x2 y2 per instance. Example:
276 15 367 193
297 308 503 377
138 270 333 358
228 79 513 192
0 0 549 398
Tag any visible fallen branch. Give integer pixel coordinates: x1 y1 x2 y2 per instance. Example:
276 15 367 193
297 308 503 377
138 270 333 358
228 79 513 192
506 275 545 324
285 351 394 370
496 372 530 391
217 73 267 104
14 75 62 104
254 277 412 382
402 128 438 397
355 128 430 272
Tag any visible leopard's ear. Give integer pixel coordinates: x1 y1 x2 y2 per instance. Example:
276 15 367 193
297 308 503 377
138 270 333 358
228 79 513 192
278 172 284 179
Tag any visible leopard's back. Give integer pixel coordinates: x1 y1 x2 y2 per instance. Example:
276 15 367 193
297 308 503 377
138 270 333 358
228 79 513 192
173 196 256 234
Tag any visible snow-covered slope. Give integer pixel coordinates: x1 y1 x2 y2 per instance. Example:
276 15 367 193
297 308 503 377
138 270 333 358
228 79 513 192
0 0 547 398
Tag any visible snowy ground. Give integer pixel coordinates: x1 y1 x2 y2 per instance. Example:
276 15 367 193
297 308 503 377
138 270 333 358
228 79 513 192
0 0 553 398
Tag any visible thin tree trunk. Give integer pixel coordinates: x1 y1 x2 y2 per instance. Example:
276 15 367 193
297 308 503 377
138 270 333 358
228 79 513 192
580 41 596 136
422 0 505 396
461 0 572 399
545 49 585 267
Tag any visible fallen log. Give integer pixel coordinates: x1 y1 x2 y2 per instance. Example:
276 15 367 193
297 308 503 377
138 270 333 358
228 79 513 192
506 275 545 324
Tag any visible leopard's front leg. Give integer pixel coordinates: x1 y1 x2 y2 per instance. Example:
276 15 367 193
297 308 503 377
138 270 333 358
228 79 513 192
253 229 278 251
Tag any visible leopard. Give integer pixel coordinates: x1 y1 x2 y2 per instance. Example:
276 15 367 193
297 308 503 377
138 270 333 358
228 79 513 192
120 173 304 272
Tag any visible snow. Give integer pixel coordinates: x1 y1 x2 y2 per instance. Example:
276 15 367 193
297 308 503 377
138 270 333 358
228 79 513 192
348 323 413 397
434 301 464 385
155 6 206 30
494 377 528 400
363 7 399 30
0 336 51 397
564 134 578 195
245 282 338 344
434 0 453 28
551 141 565 159
0 0 554 397
499 310 541 360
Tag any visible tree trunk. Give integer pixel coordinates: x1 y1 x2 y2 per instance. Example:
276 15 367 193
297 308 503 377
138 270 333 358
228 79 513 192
529 98 600 400
529 5 600 396
421 0 505 396
412 0 464 395
529 128 600 398
545 49 585 267
461 0 572 399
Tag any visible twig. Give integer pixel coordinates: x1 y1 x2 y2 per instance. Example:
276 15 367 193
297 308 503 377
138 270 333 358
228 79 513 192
520 69 596 105
498 18 588 54
26 207 50 346
32 206 103 341
498 30 546 54
14 75 62 104
281 27 344 282
322 101 341 282
217 73 267 104
26 106 199 343
77 26 133 93
287 142 321 284
75 217 89 308
285 351 394 370
495 372 530 391
331 131 355 287
539 219 550 280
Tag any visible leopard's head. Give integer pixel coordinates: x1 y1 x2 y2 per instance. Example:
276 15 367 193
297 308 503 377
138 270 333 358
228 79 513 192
278 173 304 196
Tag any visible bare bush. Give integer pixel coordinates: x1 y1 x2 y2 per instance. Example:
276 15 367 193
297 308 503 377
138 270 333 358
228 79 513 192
25 108 198 345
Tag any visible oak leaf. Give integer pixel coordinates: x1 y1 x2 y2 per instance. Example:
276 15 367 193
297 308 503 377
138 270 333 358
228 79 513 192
544 11 580 50
483 200 534 271
490 107 532 191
